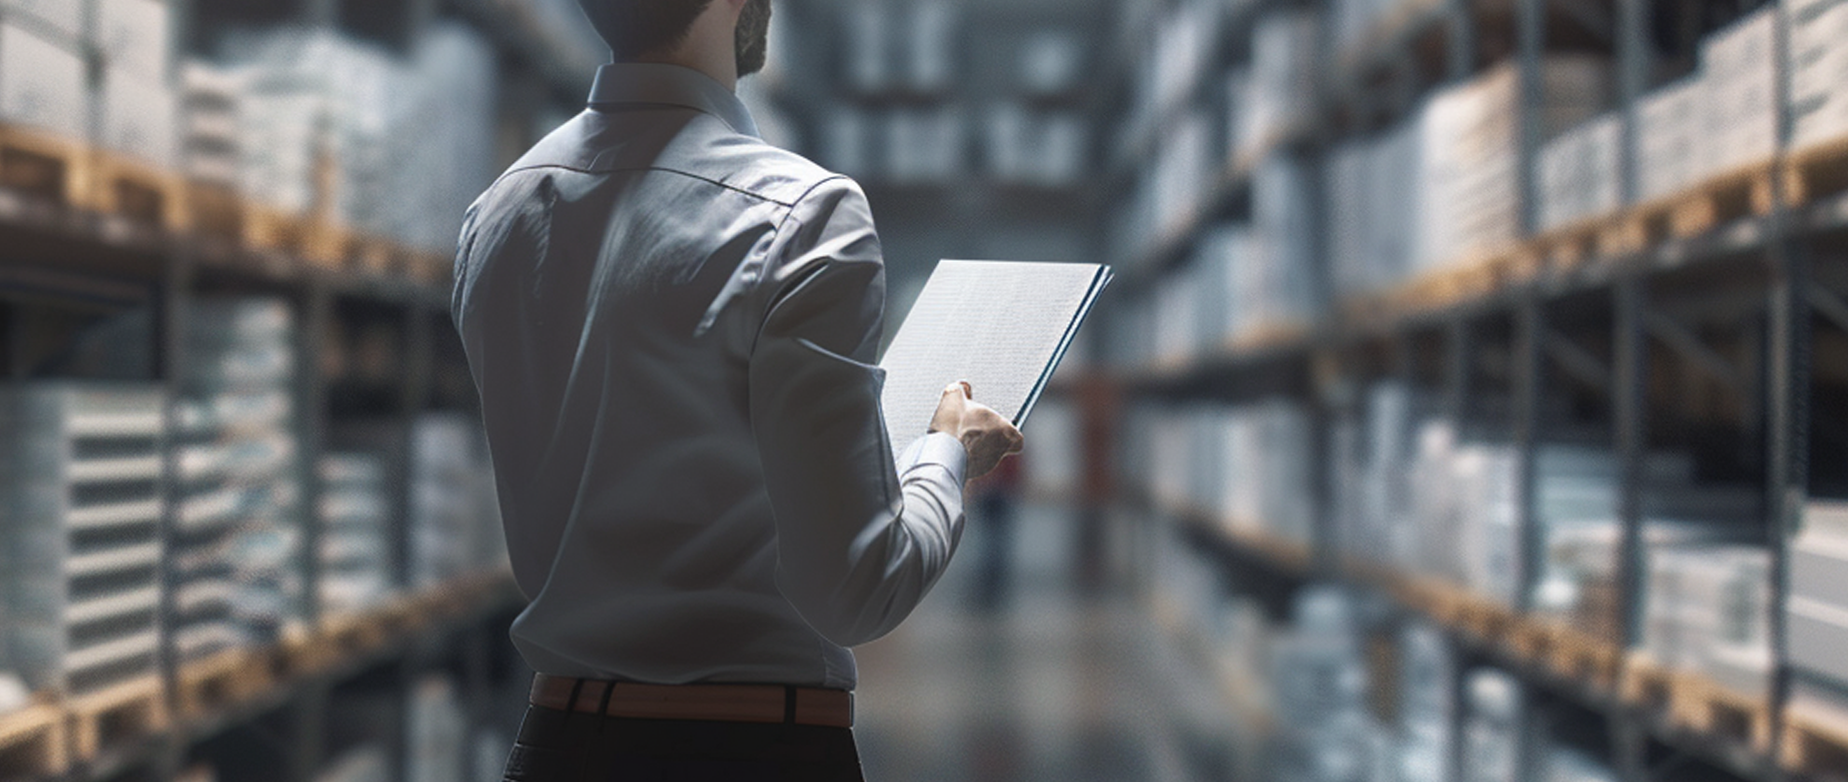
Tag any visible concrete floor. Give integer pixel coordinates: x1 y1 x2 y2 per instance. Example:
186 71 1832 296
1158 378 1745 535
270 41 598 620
852 504 1241 782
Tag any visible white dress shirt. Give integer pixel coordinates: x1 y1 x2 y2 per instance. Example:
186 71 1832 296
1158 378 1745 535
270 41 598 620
451 63 968 690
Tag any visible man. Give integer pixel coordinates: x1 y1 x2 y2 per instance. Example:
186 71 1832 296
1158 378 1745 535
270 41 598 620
451 0 1024 779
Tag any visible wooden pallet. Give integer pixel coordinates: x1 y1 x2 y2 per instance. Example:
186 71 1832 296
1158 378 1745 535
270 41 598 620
1228 321 1310 354
277 622 336 676
0 698 68 780
1502 616 1553 663
407 250 451 285
1786 132 1848 209
243 204 318 260
1617 652 1674 710
88 150 189 232
1543 624 1622 688
185 180 245 244
176 647 272 718
1611 162 1777 252
1667 673 1771 754
0 123 88 208
1784 702 1848 778
67 676 167 761
320 610 390 658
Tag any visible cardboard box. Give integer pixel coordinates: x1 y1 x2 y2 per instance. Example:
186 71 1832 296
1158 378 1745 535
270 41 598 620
1791 595 1848 685
93 0 172 80
2 0 83 41
0 19 86 139
96 67 176 168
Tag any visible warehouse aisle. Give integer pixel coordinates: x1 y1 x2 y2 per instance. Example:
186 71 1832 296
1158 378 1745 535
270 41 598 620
853 504 1237 782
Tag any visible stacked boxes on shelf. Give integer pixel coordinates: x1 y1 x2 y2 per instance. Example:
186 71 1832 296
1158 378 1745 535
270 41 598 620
0 384 165 699
172 298 302 660
1788 501 1848 717
317 454 393 617
1325 123 1421 298
983 32 1088 188
1268 588 1377 782
93 0 178 170
1019 398 1079 497
0 1 88 142
1397 623 1456 782
1238 10 1320 160
1249 155 1321 331
1418 57 1610 272
179 61 243 189
831 2 977 187
409 413 505 589
1642 542 1773 697
1137 399 1315 547
208 22 496 253
1699 7 1778 176
1534 113 1623 232
1122 0 1220 165
1326 56 1608 297
1632 7 1777 204
1792 0 1848 149
1462 669 1524 782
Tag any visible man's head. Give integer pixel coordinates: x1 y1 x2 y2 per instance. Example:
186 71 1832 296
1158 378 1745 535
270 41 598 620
578 0 772 78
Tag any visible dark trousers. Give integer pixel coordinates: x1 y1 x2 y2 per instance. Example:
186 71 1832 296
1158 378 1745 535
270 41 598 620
501 705 865 782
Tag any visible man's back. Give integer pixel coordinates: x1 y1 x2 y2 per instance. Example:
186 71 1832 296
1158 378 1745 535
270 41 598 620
452 63 969 690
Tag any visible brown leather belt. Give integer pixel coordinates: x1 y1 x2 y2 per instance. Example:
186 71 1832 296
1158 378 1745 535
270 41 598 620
529 673 853 728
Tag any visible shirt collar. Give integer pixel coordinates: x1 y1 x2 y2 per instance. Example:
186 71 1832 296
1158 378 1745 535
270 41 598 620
588 63 760 138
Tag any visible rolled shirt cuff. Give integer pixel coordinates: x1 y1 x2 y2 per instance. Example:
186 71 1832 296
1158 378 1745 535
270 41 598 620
897 431 968 487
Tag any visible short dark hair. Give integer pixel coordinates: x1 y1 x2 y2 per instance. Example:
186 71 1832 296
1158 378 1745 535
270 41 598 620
577 0 715 61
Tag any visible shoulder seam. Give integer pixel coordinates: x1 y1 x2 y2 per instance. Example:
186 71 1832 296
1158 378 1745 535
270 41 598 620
496 163 829 208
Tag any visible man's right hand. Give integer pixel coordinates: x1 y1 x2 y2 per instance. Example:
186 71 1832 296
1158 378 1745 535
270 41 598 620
928 381 1024 482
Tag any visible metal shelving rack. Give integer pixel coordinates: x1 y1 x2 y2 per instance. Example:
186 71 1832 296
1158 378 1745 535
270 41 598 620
1100 0 1848 780
0 1 600 780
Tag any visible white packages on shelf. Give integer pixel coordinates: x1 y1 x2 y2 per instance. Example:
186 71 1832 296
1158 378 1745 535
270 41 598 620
1268 588 1379 782
173 298 303 660
0 383 165 697
92 0 173 79
222 23 496 252
1 0 82 40
1019 398 1079 496
1200 399 1315 545
97 65 179 169
1636 77 1705 203
1789 0 1848 149
1326 121 1424 298
1789 501 1848 689
1462 669 1524 782
883 108 965 185
409 413 505 588
1193 225 1258 351
1700 6 1779 176
1240 9 1320 160
1535 112 1623 232
982 104 1087 187
901 1 958 93
844 4 891 93
180 60 244 187
0 16 87 141
317 453 393 616
1417 57 1610 272
1545 747 1618 782
1398 622 1457 782
1250 155 1322 332
1643 542 1772 696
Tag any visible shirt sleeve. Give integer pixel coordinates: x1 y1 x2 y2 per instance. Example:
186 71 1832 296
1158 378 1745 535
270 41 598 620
747 176 969 648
